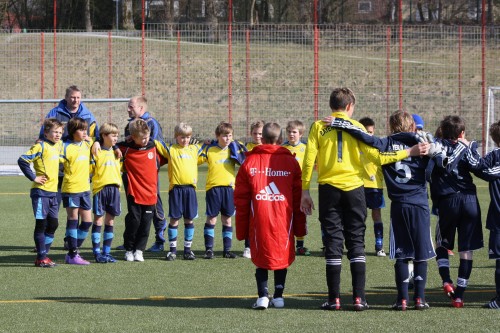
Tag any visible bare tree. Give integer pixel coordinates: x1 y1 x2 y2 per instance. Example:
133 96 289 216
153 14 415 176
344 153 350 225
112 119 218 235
83 0 92 31
123 0 135 30
206 0 218 42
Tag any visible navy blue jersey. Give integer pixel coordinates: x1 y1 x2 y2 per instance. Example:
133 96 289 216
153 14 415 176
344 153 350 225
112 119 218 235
329 118 430 206
466 146 500 231
429 140 477 205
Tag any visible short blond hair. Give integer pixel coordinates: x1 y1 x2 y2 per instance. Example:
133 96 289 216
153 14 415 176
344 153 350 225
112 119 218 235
174 122 193 137
262 122 282 144
389 110 414 134
250 120 265 132
99 123 119 140
129 119 150 137
286 120 305 134
215 122 233 136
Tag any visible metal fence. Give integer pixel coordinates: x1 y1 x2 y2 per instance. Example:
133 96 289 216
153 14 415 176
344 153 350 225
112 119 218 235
0 24 499 161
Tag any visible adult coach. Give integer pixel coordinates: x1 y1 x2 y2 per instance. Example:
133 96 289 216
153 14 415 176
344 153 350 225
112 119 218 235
300 88 417 311
39 85 98 141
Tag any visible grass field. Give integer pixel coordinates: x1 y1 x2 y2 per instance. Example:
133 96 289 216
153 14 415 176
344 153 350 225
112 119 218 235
0 166 499 332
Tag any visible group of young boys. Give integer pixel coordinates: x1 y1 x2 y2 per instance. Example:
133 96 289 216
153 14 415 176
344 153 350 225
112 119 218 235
17 86 500 311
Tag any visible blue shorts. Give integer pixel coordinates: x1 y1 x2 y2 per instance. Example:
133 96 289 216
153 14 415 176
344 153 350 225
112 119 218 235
435 193 483 252
389 202 436 261
205 186 235 218
168 185 198 220
93 185 121 217
364 188 385 210
488 229 500 259
62 191 91 210
30 192 58 220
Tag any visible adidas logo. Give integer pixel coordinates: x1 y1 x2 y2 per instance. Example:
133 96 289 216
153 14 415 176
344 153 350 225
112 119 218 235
255 182 285 202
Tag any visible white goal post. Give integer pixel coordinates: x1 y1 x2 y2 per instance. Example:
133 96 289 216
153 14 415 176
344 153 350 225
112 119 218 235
487 87 500 153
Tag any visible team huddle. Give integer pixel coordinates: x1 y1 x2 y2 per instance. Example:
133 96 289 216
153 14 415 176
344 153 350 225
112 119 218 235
17 86 500 311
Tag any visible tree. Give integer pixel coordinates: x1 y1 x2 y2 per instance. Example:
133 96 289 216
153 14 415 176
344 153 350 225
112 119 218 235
84 0 92 31
123 0 134 30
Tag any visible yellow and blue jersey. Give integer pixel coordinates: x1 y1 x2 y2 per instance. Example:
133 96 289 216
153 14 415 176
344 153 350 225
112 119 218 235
18 139 62 193
163 143 202 191
60 140 92 193
90 147 122 195
282 141 306 170
245 142 260 151
199 143 238 190
361 158 384 189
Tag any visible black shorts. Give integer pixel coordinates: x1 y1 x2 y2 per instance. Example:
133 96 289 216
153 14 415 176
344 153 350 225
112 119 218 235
318 184 366 259
389 202 435 261
435 193 483 252
205 186 235 218
364 188 385 210
488 229 500 259
169 185 198 220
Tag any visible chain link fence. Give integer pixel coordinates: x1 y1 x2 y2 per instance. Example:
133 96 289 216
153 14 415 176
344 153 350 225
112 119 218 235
0 24 498 163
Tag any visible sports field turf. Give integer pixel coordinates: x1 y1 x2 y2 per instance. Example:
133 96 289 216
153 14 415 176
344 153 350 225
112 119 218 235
0 167 498 332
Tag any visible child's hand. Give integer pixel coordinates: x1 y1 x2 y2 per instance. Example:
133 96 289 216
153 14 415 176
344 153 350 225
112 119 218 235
34 175 47 185
91 141 101 156
300 190 315 215
114 147 123 159
322 116 335 126
408 142 429 157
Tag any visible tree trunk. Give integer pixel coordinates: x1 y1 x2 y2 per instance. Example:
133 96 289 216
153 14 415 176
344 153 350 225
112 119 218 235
123 0 135 30
417 1 425 22
487 0 493 24
205 0 218 43
250 0 256 25
298 0 308 23
164 0 174 38
84 0 92 32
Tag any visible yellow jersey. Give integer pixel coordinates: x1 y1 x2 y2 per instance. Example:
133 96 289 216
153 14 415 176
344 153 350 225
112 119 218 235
19 140 62 193
164 143 202 191
90 147 122 195
60 140 92 193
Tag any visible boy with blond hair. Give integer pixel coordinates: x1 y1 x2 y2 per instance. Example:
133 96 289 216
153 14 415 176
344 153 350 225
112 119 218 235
282 120 311 256
18 118 63 267
90 123 122 263
199 122 246 259
164 122 203 261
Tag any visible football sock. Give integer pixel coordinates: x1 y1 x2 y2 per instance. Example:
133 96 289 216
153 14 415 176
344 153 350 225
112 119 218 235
44 217 58 253
395 259 410 301
91 224 102 255
296 237 305 248
168 225 178 254
204 223 215 250
273 269 287 299
77 221 92 247
350 256 366 301
66 219 79 254
326 257 342 301
157 219 167 243
222 225 233 252
255 268 269 298
455 259 473 299
184 223 194 253
102 225 114 255
413 260 428 301
244 238 250 248
374 222 383 251
34 219 47 259
436 246 452 283
496 260 500 298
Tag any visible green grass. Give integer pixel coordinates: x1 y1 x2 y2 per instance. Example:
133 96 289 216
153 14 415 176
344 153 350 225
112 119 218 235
0 167 498 332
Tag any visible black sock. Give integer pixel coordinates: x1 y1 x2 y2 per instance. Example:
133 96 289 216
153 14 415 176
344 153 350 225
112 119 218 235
413 261 428 302
496 260 500 299
255 268 269 298
455 259 473 299
394 259 410 302
436 247 452 283
326 258 342 301
350 257 366 301
273 269 287 298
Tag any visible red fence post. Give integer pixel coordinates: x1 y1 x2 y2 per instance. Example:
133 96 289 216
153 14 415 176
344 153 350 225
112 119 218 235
313 0 319 121
386 27 391 134
41 32 45 122
481 0 487 154
246 29 250 136
458 26 462 115
108 31 113 122
228 0 233 123
53 0 57 99
398 0 403 110
177 29 181 124
141 0 146 97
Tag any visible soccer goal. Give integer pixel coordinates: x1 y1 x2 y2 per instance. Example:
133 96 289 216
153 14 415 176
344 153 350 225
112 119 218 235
486 87 500 153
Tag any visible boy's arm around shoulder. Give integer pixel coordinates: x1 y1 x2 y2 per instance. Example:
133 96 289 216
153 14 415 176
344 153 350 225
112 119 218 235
234 161 252 241
291 158 307 237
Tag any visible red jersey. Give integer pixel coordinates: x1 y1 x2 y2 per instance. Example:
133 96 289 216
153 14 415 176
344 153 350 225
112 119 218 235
234 144 306 270
119 140 162 205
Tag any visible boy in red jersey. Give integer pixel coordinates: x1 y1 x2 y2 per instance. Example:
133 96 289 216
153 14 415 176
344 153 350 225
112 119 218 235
235 122 307 309
118 119 167 262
